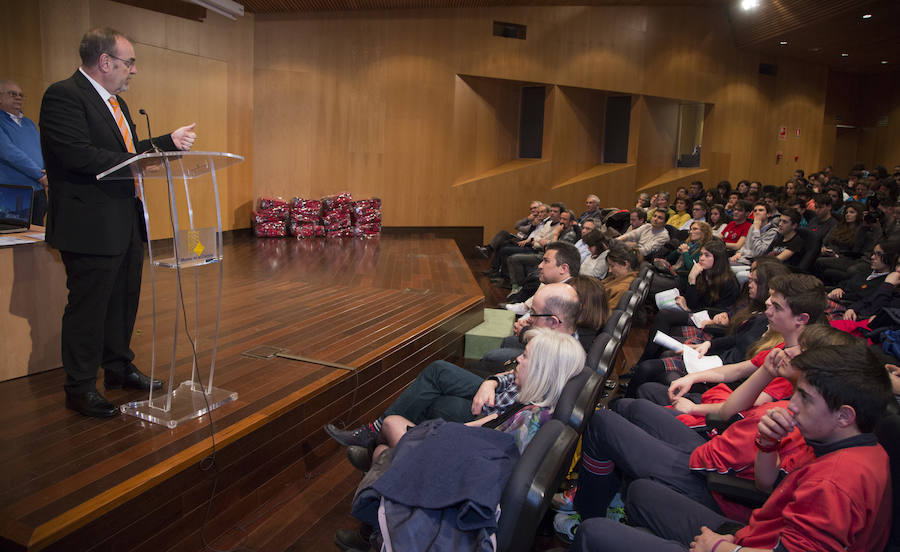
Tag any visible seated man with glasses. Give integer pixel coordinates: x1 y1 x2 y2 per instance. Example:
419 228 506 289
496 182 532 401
323 282 581 450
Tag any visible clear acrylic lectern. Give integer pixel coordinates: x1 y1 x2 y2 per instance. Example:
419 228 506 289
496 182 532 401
97 151 244 428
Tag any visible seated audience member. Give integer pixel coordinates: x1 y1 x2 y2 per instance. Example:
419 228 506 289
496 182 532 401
648 191 675 220
505 209 579 294
323 282 581 449
730 202 778 282
724 192 740 217
601 247 640 308
377 328 586 456
635 192 651 210
784 196 812 227
616 208 669 258
806 193 837 237
475 200 541 260
708 204 729 237
830 237 900 313
637 240 741 364
487 203 550 277
667 197 692 229
704 190 721 209
580 229 612 279
688 180 704 201
579 194 601 224
572 343 892 552
736 180 750 197
626 208 646 232
814 201 879 284
574 218 598 261
503 240 581 315
720 200 751 251
567 274 610 347
842 255 900 322
627 259 790 395
655 221 713 287
679 200 708 230
715 180 731 202
762 208 807 269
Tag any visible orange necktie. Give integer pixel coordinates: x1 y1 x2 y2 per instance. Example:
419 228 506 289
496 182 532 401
108 97 135 153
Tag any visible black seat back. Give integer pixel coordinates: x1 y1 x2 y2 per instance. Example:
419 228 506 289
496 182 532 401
793 227 823 274
497 420 579 552
553 369 604 435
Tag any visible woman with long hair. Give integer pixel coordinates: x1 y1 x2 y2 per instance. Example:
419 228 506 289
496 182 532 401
656 221 713 287
580 229 611 279
601 247 640 308
566 274 610 344
378 328 585 454
637 240 740 365
815 201 881 284
708 204 730 237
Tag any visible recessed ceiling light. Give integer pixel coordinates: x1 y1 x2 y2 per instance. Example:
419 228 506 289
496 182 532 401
862 13 872 19
882 61 889 64
809 47 821 52
841 53 849 57
740 0 759 11
779 41 788 45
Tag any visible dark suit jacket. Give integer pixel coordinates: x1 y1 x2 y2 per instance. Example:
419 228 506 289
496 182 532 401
40 70 175 255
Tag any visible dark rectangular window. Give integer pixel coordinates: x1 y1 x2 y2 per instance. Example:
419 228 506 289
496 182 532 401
493 21 527 40
519 86 545 158
603 96 631 163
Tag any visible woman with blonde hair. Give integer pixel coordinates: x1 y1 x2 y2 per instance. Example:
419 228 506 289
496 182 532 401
378 328 585 455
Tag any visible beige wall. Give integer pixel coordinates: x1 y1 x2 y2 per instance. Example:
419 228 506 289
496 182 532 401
252 7 830 240
0 0 255 238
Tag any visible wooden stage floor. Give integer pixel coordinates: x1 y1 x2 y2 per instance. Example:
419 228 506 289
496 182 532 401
0 232 484 552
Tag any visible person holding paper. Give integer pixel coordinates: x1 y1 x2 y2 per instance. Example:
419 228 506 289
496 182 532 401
637 241 740 366
627 260 791 397
664 273 826 405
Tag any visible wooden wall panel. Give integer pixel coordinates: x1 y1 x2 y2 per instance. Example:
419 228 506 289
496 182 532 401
253 6 832 241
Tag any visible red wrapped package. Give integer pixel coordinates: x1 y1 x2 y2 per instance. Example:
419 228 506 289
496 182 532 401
355 223 382 237
259 197 288 210
290 222 325 238
253 220 287 237
252 207 288 224
321 192 353 211
290 209 321 223
355 211 382 225
291 198 322 211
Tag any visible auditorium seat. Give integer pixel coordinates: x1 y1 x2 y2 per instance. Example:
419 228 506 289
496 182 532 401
496 419 579 552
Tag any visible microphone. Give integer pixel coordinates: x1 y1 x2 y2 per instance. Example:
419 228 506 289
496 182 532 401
139 108 161 153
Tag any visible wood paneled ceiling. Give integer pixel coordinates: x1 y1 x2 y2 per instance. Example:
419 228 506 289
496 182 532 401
232 0 899 74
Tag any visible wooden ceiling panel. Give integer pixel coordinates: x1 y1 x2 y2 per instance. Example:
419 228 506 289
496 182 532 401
232 0 898 74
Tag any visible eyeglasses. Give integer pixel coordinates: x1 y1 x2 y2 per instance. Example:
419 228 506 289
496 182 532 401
106 53 136 68
4 91 24 99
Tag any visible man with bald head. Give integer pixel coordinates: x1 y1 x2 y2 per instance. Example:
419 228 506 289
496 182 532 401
324 282 582 449
0 79 46 224
40 27 197 417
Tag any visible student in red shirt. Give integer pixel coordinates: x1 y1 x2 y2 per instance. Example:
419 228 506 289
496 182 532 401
721 200 752 252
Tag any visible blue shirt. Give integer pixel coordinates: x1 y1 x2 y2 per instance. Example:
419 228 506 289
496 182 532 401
0 110 44 191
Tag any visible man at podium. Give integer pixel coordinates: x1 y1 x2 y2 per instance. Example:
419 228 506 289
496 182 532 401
40 27 198 418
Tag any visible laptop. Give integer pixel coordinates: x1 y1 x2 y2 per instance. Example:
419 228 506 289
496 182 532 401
0 183 33 234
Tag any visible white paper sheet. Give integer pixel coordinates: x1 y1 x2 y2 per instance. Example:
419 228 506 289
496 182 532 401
654 288 681 311
690 310 710 328
683 346 723 373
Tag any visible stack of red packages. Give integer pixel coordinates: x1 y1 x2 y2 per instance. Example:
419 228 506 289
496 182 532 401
252 197 288 237
322 192 354 237
351 197 382 237
289 198 325 238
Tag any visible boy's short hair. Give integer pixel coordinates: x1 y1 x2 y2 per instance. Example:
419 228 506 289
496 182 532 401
791 344 892 433
769 274 826 324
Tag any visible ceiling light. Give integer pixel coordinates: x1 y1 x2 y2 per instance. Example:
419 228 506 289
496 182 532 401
882 61 889 65
862 14 872 19
779 41 788 45
740 0 760 11
841 53 849 57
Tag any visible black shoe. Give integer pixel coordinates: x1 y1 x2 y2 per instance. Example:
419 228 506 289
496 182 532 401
475 246 491 259
346 445 373 472
324 423 378 448
66 390 119 418
335 526 374 552
104 366 164 391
